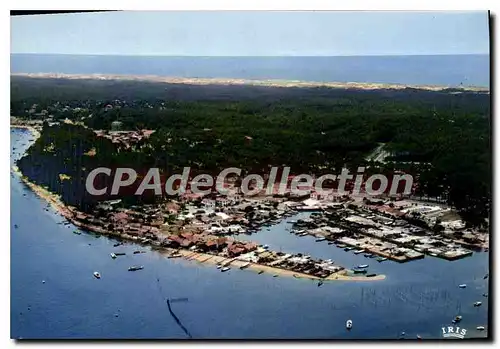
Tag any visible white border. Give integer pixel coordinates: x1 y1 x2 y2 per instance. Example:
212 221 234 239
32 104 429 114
3 2 497 348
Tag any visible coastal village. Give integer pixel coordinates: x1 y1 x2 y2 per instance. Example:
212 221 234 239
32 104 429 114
10 118 489 283
38 177 488 282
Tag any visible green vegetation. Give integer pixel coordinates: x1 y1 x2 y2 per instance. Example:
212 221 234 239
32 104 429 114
12 77 490 226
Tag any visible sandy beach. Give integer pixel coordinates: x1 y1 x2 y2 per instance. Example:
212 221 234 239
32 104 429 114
12 72 489 93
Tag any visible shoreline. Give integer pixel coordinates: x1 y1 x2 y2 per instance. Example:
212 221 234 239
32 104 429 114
11 125 385 282
11 72 489 93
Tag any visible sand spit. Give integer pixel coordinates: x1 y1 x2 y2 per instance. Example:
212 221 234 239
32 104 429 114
11 73 489 93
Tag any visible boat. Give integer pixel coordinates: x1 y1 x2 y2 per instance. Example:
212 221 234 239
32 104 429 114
368 254 377 258
346 320 353 330
377 257 388 262
364 253 372 258
221 267 231 272
474 301 482 307
73 230 81 235
352 268 367 274
477 326 485 331
115 252 126 256
430 253 438 257
483 293 488 297
327 242 335 245
216 264 222 269
458 284 467 288
366 273 377 277
128 266 144 271
416 335 422 340
258 270 264 274
239 262 251 270
273 274 278 277
357 264 369 269
93 272 101 279
354 250 364 254
110 253 117 259
315 237 326 242
318 280 323 287
337 244 346 248
454 315 462 323
484 273 489 279
113 243 123 247
133 250 145 254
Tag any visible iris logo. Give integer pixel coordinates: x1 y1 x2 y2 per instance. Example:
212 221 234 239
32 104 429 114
442 326 467 339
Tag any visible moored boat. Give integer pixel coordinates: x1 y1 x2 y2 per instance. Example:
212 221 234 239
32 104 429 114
357 264 369 269
239 262 251 270
128 266 144 271
221 267 231 272
477 326 485 331
354 250 364 254
377 257 388 262
352 268 367 274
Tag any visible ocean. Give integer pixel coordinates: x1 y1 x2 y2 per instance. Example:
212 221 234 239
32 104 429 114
10 129 489 339
10 54 489 88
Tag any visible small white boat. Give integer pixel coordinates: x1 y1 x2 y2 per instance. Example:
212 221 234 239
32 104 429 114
354 250 364 254
474 301 482 307
477 326 485 331
221 267 231 272
110 253 117 259
216 264 222 269
93 272 101 279
239 262 251 270
346 319 353 330
357 264 369 269
458 284 467 288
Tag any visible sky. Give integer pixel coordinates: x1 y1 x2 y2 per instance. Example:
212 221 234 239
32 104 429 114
10 11 490 56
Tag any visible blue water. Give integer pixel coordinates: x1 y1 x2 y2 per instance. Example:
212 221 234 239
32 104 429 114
10 129 489 339
10 54 489 88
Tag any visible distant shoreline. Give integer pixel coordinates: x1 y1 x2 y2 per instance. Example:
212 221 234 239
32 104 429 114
11 72 489 93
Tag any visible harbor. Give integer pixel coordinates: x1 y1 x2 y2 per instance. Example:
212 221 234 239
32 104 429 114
11 128 489 339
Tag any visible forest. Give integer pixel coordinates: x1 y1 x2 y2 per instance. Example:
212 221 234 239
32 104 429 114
12 76 491 226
